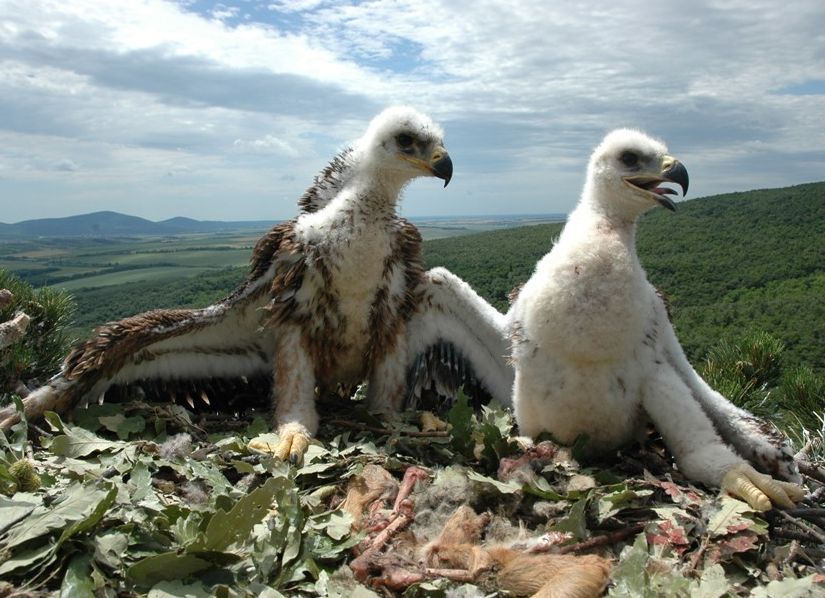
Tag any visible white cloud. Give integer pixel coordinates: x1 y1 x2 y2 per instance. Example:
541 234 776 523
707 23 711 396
0 0 823 222
50 158 78 172
232 134 299 156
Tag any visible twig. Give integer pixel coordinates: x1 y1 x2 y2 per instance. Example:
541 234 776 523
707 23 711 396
772 527 821 544
809 486 825 503
776 509 825 545
788 508 825 518
777 539 825 575
328 419 449 438
797 460 825 485
30 423 52 439
555 524 644 555
786 507 825 529
781 540 802 567
799 546 825 560
795 438 821 461
14 380 31 397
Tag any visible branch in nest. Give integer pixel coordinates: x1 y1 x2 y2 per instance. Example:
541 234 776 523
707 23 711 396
786 508 825 525
795 438 821 461
327 419 449 438
808 486 825 504
555 524 645 555
776 509 825 545
797 460 825 485
773 527 822 544
0 312 31 351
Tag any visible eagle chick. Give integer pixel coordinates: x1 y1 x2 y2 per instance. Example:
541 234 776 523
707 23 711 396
1 107 512 463
508 129 805 511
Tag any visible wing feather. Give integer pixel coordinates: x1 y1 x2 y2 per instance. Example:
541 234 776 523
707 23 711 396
0 222 304 428
404 267 513 410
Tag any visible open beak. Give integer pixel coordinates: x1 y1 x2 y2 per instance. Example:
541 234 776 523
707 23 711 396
429 145 453 187
623 155 689 211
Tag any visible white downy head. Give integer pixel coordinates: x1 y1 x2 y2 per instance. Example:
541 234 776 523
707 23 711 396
352 106 453 194
581 128 688 222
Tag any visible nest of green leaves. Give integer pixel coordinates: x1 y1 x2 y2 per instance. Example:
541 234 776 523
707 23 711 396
0 389 824 597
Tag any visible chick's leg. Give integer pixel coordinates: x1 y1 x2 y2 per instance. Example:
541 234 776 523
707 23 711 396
641 365 802 511
656 303 801 484
366 342 407 415
249 327 317 464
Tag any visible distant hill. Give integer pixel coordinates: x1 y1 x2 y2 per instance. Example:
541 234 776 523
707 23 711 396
0 211 278 238
156 216 279 234
0 211 566 239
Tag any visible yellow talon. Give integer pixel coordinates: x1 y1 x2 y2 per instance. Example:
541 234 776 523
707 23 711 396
721 463 804 511
248 437 278 454
276 422 312 465
420 411 448 432
247 422 313 465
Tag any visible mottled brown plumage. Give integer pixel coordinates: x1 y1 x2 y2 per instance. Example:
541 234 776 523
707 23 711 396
1 107 512 465
297 148 354 214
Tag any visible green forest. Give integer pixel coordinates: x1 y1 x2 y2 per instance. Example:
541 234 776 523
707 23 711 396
425 182 825 373
37 181 825 374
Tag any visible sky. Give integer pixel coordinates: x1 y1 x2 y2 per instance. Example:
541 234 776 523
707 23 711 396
1 0 824 223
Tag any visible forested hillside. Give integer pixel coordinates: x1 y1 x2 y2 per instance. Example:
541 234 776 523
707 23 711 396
56 181 825 372
425 182 825 371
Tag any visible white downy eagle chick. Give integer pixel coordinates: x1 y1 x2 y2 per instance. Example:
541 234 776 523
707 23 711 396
508 129 805 511
1 107 512 462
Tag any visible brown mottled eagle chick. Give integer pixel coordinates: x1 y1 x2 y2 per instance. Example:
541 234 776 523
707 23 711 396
0 107 513 462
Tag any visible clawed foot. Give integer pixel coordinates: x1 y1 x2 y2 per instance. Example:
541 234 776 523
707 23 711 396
721 462 806 511
248 422 312 465
419 411 448 432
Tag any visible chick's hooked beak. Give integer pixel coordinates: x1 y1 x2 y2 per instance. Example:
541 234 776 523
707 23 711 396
430 145 453 187
624 155 689 212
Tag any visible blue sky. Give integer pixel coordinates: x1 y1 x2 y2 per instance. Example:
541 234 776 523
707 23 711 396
1 0 824 222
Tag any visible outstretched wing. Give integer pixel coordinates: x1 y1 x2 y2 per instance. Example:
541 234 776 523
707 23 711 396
5 305 270 424
404 267 513 411
0 222 305 430
650 287 801 483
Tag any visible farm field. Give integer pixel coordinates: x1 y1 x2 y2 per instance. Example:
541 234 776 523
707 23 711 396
0 232 262 290
0 215 565 292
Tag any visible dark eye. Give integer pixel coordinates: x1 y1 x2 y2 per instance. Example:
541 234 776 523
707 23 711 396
620 151 639 168
396 133 414 148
